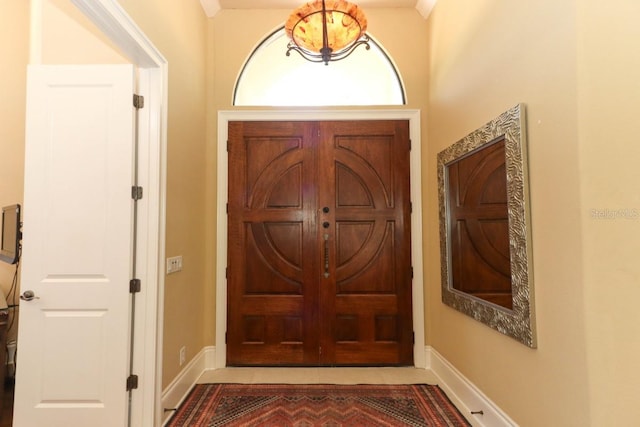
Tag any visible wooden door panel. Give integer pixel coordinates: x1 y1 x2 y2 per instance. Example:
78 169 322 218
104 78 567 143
244 223 303 293
320 120 412 366
227 121 319 365
334 296 403 364
228 120 412 366
335 135 396 208
336 221 396 293
336 165 372 206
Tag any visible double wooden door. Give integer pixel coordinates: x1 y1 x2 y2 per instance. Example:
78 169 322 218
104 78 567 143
227 120 413 366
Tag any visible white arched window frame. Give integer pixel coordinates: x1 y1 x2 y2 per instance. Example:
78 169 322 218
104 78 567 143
233 27 406 107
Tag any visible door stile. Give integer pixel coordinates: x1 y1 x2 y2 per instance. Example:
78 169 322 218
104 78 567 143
302 122 321 365
317 122 337 365
392 120 414 365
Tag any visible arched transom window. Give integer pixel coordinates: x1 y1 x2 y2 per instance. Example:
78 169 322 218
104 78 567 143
233 28 406 107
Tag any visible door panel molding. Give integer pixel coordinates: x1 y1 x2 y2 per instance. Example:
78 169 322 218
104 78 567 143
227 120 411 365
47 2 168 426
16 64 134 427
217 110 425 369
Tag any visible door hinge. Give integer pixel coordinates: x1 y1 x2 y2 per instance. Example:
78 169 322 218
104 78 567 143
411 266 414 279
130 278 141 293
126 374 139 391
225 332 228 344
410 201 413 213
413 331 415 344
132 186 143 201
133 94 144 109
226 203 229 214
225 267 229 279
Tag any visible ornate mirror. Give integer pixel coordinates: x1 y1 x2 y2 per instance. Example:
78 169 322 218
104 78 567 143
437 104 536 347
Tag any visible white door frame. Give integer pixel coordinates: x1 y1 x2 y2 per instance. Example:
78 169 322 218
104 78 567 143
216 110 425 369
68 1 167 425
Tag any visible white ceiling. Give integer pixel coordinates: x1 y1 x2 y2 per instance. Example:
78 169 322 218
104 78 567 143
200 0 436 18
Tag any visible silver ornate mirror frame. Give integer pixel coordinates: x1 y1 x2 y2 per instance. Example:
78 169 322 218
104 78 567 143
437 104 536 347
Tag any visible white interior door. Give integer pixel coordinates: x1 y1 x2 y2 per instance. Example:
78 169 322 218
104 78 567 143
14 64 136 427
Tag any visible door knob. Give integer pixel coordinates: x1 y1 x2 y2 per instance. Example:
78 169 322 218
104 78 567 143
20 290 40 302
322 221 330 228
322 207 330 213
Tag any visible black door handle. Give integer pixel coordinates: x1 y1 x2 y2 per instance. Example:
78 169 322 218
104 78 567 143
323 234 329 278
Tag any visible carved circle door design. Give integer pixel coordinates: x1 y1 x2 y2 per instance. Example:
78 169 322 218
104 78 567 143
227 120 413 366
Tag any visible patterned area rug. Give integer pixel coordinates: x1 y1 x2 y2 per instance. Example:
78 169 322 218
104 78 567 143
166 383 471 426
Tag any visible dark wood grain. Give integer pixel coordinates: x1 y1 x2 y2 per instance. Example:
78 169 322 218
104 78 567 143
447 139 513 308
227 120 413 366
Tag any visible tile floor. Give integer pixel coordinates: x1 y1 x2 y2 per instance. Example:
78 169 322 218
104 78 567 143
197 367 439 385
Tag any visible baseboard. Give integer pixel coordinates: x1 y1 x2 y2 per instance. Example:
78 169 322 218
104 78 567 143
161 346 215 426
425 346 518 427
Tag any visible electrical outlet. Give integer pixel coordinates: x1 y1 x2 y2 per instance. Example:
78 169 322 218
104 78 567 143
166 256 183 274
179 346 186 366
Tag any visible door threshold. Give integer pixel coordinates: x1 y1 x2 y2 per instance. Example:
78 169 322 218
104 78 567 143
198 366 436 385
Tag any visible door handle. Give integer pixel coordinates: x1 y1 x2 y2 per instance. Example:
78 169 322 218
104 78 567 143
20 290 40 302
323 233 330 278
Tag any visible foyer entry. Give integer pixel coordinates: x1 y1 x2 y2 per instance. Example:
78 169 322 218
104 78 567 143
226 120 413 366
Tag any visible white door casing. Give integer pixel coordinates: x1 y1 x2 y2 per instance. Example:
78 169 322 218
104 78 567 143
215 110 425 370
25 1 168 425
14 64 135 427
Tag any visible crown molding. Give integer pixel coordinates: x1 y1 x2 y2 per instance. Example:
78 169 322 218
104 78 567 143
200 0 221 18
415 0 437 19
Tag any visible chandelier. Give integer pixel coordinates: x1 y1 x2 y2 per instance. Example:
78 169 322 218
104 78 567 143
285 0 370 65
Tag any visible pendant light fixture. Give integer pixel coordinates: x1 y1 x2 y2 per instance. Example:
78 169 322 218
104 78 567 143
285 0 370 65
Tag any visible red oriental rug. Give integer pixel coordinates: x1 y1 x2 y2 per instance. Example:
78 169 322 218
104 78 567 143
166 383 471 426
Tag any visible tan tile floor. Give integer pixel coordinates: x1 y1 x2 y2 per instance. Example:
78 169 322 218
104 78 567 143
198 367 438 385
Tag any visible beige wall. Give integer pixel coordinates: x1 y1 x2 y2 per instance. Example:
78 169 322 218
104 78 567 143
19 0 210 390
7 1 638 424
0 1 29 341
206 3 428 348
577 1 640 425
40 0 126 63
427 0 640 425
207 2 429 360
116 0 210 388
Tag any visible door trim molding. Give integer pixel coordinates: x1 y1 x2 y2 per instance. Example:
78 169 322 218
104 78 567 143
70 1 168 425
216 110 425 369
